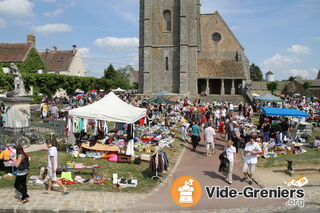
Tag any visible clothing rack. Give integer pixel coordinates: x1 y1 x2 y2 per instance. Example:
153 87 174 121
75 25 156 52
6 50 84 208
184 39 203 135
151 140 174 181
151 151 162 181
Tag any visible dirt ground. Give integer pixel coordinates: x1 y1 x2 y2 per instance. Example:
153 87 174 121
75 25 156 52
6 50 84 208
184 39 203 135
255 165 320 187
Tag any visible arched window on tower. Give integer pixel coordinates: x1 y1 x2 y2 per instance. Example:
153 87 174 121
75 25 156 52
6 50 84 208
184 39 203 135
163 10 171 32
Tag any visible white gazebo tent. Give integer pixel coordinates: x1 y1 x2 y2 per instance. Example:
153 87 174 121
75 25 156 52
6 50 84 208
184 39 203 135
68 92 146 155
113 88 126 92
69 91 146 123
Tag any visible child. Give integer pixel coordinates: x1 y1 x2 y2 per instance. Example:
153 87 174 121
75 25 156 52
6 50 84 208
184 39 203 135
218 118 226 141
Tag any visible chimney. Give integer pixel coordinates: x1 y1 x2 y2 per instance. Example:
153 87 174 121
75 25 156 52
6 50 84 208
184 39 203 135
72 45 77 55
52 46 57 52
27 33 36 46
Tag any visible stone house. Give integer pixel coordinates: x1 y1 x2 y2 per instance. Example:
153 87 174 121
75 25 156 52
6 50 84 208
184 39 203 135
0 34 38 73
39 45 86 77
139 0 250 95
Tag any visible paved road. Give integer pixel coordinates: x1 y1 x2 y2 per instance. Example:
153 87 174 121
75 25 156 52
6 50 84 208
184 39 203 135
130 134 317 211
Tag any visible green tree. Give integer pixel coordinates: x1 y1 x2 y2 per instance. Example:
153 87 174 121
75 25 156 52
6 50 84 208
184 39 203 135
302 81 312 96
267 82 278 95
104 64 118 79
19 48 46 73
250 63 263 81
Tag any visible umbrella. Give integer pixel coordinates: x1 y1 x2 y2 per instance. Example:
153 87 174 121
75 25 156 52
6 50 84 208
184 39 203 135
144 96 177 105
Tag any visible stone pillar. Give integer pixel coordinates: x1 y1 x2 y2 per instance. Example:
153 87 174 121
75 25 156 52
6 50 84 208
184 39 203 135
231 79 235 95
220 79 225 95
206 79 210 94
0 97 32 129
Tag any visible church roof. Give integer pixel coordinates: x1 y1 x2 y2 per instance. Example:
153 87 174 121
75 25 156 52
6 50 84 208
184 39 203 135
197 58 246 79
39 50 75 72
200 11 244 50
0 43 33 63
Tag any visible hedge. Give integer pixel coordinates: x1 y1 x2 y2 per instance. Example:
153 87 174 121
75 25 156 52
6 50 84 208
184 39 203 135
0 73 118 96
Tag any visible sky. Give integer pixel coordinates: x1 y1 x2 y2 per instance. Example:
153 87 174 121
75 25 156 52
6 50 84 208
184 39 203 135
0 0 319 80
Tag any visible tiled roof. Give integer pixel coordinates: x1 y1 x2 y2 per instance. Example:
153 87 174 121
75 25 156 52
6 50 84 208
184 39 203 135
0 43 33 63
197 58 246 79
39 50 75 71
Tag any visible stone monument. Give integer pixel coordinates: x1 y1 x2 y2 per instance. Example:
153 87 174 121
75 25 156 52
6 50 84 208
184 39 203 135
0 63 31 130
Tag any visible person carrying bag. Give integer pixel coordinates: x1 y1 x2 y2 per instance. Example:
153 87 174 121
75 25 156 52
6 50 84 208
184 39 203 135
14 145 30 203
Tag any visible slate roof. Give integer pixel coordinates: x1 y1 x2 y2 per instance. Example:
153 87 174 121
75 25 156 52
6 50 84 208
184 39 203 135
0 43 33 63
39 50 75 71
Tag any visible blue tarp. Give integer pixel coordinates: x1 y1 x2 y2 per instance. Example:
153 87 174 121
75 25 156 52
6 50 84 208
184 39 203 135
262 107 308 117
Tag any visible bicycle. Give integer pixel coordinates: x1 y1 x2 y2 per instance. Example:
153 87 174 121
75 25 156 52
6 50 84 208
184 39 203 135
16 128 46 149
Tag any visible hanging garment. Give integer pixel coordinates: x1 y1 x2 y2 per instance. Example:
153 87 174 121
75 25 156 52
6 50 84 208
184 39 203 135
72 118 77 133
127 124 134 140
83 119 87 133
126 139 135 156
104 121 109 134
94 120 98 136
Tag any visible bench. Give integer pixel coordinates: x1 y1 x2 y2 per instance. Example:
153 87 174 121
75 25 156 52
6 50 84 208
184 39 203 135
286 158 320 176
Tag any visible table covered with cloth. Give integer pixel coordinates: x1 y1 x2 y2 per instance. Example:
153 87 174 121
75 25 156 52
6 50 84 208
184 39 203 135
81 143 120 153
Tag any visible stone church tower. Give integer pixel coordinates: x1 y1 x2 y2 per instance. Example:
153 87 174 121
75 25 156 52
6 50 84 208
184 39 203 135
139 0 200 95
139 0 250 96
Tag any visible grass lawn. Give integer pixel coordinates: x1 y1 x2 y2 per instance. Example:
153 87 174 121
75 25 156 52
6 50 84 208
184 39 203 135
0 137 184 193
257 128 320 168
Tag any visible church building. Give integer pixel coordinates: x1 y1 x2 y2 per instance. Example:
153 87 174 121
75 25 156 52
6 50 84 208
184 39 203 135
139 0 250 95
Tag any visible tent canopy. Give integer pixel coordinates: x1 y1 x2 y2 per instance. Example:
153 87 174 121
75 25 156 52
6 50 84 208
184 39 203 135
69 92 146 123
261 107 308 117
113 88 126 92
154 90 172 95
255 94 283 102
144 96 177 105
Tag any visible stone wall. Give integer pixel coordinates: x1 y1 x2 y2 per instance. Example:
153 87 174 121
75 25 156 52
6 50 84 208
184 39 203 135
139 0 199 95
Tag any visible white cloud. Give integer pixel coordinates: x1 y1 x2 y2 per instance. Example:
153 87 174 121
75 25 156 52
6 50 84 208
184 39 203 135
78 48 90 58
42 0 56 2
43 8 64 17
287 44 310 55
0 18 6 28
312 36 320 40
289 68 318 79
32 23 72 34
94 37 139 51
0 0 34 17
262 54 301 68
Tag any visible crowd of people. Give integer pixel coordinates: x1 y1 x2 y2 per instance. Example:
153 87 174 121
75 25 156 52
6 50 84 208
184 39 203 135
7 90 320 203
